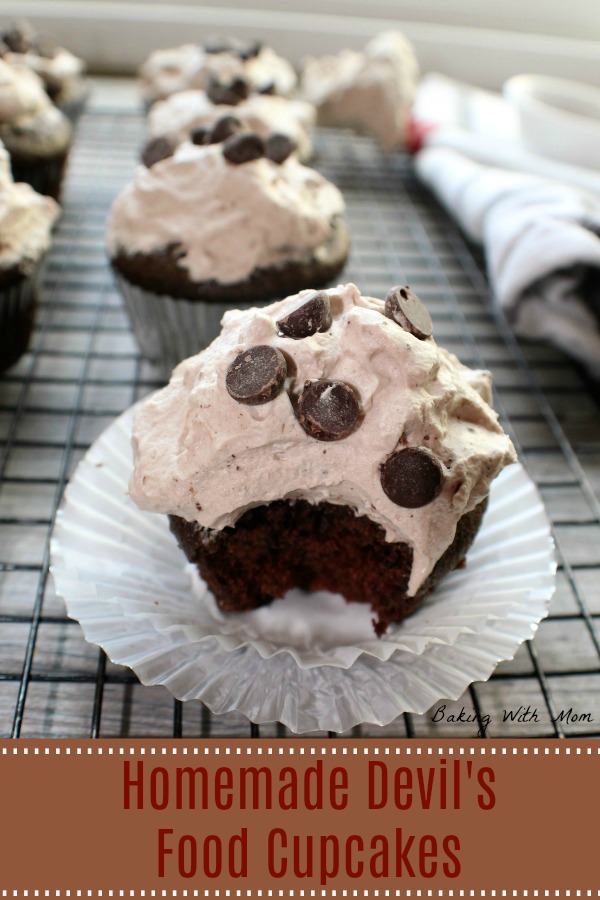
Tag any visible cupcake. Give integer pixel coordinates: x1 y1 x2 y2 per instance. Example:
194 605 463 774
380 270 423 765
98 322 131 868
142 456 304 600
0 56 72 198
144 87 316 163
129 283 516 634
140 38 297 107
0 139 60 372
1 20 89 123
302 31 419 152
107 132 348 373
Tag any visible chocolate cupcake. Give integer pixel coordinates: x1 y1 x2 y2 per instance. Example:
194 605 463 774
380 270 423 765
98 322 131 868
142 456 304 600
0 57 72 198
130 283 517 634
145 88 315 163
106 134 348 374
302 31 419 152
1 20 89 123
140 38 297 107
0 139 60 372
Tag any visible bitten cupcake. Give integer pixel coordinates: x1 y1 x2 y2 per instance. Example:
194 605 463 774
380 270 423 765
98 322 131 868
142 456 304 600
144 87 316 163
1 20 89 123
0 139 60 372
107 130 348 373
0 57 72 198
140 38 297 106
302 31 419 152
130 283 516 634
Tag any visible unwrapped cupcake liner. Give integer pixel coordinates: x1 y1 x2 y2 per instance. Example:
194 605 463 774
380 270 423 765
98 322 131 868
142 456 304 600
114 271 267 377
50 404 556 733
0 258 46 373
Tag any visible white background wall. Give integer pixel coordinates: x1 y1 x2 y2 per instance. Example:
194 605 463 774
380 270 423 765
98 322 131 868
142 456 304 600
1 0 599 88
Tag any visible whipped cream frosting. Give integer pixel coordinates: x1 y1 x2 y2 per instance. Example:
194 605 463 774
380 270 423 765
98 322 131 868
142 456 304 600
0 140 60 271
5 47 85 94
148 90 316 161
130 283 516 595
0 57 50 120
302 31 419 152
140 43 297 104
106 141 345 284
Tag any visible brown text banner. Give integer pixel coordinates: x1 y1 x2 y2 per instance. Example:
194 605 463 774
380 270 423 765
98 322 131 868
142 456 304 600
0 740 598 893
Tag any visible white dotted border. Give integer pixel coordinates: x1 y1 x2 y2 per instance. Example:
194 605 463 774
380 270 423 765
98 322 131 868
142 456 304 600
1 891 599 897
3 746 596 896
2 746 599 756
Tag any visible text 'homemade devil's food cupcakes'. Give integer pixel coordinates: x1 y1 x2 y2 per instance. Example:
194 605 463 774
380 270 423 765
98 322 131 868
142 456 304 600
0 139 60 372
106 130 348 375
129 283 517 635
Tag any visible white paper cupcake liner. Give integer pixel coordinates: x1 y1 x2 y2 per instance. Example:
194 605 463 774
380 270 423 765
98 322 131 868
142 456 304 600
50 404 556 733
113 272 263 377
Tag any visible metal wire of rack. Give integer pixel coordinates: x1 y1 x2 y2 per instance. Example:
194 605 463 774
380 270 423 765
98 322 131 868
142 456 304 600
1 85 599 740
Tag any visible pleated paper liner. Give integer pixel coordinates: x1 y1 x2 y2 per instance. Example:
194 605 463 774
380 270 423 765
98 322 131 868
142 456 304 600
50 404 556 733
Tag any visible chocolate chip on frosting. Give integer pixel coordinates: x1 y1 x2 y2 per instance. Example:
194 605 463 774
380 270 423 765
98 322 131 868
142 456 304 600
207 115 243 144
237 39 262 61
384 285 433 340
207 74 250 106
297 380 360 441
141 136 175 168
226 345 287 405
223 132 265 164
276 291 332 339
2 25 31 54
190 125 210 145
203 37 230 55
204 36 262 60
380 447 444 508
265 133 296 164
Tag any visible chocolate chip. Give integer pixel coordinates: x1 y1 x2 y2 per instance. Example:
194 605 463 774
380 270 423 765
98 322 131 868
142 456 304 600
384 285 433 340
141 136 174 168
203 37 230 54
207 74 250 106
297 380 360 441
277 291 332 339
380 447 444 508
258 80 276 95
226 345 287 405
2 25 31 54
265 133 296 164
223 132 265 164
204 36 261 59
207 115 243 144
190 125 209 145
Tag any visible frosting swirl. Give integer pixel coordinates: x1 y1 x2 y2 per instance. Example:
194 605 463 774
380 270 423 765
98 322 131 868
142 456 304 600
106 141 345 284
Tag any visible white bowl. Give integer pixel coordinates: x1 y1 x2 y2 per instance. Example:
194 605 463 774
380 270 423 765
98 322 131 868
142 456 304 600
504 74 600 169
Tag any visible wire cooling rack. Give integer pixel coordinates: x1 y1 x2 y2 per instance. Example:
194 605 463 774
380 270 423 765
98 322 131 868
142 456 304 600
1 83 599 740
